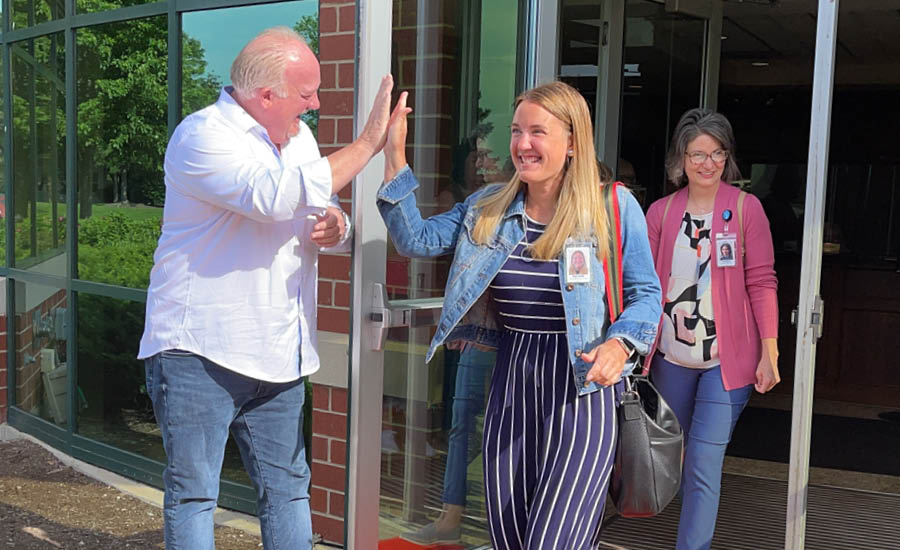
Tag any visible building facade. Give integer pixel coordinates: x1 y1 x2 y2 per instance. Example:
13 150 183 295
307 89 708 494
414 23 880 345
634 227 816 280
1 0 898 548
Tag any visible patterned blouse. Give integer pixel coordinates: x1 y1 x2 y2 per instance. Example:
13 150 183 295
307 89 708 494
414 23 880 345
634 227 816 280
658 211 718 369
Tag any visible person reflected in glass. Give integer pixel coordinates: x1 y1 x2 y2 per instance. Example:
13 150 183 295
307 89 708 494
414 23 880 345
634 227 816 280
403 345 495 545
405 135 497 546
378 82 662 549
644 108 780 550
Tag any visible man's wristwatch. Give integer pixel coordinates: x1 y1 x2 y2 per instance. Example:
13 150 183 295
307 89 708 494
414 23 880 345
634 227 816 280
613 336 636 359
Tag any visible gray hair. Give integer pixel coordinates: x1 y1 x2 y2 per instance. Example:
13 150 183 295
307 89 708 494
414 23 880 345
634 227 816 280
665 108 742 188
230 27 308 99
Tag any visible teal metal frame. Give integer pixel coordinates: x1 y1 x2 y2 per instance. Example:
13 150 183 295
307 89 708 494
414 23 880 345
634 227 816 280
0 0 296 515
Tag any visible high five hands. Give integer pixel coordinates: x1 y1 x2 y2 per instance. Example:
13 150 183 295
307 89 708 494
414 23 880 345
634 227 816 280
384 91 412 182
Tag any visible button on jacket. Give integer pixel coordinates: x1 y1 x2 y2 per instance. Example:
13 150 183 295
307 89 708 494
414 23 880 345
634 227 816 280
138 88 348 382
377 166 662 396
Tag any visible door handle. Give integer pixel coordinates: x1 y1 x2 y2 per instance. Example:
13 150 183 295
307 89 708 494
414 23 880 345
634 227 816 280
370 283 443 351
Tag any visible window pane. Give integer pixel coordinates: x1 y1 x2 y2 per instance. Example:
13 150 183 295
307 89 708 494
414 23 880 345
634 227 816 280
77 0 159 17
11 0 64 29
76 292 250 486
76 19 167 289
11 34 67 275
13 279 67 427
182 0 319 124
0 49 6 264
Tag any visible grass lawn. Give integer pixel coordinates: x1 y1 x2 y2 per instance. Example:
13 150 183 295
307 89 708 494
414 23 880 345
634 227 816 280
19 201 163 222
85 203 163 221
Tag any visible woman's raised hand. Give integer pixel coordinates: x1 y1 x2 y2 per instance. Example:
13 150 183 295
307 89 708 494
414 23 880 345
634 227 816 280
384 91 412 182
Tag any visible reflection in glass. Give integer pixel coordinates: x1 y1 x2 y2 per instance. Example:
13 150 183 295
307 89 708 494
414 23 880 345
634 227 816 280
619 0 706 206
557 0 603 117
0 50 6 264
182 0 318 122
11 34 66 274
75 19 167 288
13 280 68 426
76 0 157 17
75 292 250 485
380 0 520 545
11 0 64 29
382 335 495 546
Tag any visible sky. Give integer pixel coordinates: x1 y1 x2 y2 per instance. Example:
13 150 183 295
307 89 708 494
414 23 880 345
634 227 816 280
183 0 318 85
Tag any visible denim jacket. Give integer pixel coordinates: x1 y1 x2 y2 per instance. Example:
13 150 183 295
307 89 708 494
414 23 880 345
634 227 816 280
377 166 662 396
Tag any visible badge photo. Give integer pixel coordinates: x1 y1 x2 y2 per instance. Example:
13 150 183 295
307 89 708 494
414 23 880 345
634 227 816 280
565 245 591 284
716 236 737 267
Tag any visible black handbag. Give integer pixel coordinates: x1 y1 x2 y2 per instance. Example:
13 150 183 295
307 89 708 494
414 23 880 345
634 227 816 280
609 373 683 517
600 182 684 518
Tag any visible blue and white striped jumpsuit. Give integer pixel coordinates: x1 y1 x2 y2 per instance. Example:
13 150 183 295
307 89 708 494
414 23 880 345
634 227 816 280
483 217 617 550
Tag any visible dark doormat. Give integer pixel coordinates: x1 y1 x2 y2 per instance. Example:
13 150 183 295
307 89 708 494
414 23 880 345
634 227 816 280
727 407 900 477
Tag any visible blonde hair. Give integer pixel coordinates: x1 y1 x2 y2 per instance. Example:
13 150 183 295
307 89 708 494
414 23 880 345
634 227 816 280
470 81 611 261
231 27 308 99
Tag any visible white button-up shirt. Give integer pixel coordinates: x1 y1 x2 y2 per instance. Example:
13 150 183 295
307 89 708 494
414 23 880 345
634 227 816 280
138 88 348 382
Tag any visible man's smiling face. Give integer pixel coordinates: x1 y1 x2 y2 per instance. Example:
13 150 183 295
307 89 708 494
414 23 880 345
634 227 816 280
258 45 321 147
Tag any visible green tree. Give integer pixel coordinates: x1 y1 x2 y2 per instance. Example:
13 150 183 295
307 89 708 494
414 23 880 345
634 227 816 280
294 13 319 137
73 8 220 210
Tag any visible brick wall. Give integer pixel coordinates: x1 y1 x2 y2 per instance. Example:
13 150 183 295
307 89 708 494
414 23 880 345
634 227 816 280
12 290 67 418
310 0 356 545
310 384 348 543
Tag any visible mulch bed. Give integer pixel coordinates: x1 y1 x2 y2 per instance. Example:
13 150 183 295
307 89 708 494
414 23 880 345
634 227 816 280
0 438 262 549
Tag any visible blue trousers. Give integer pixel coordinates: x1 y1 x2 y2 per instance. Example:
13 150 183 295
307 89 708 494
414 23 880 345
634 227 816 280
442 347 494 506
145 350 312 550
650 356 752 550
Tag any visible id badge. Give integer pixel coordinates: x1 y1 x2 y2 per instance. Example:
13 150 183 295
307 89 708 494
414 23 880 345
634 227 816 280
715 233 737 267
564 240 592 284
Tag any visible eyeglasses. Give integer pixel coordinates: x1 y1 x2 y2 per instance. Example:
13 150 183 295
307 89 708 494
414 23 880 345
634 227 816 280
685 149 728 165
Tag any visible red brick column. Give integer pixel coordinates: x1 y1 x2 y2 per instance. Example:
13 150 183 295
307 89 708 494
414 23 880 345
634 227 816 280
311 0 356 545
316 0 355 336
310 384 348 543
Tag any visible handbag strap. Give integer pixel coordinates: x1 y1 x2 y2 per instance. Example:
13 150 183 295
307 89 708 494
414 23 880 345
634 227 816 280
737 189 747 257
601 181 624 323
661 192 676 228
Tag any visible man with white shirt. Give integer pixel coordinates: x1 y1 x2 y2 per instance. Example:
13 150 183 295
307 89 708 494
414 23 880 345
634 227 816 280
138 27 397 549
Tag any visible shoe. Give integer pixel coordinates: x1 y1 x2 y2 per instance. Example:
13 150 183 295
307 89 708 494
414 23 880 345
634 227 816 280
400 522 462 544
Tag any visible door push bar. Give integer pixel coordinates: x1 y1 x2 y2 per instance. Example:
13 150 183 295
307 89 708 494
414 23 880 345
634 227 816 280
370 282 444 351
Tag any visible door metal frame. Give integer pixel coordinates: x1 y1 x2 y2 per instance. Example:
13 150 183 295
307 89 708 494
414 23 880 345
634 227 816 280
346 0 391 546
786 1 839 548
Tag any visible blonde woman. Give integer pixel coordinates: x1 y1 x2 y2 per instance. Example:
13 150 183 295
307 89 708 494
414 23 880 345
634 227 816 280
377 82 661 549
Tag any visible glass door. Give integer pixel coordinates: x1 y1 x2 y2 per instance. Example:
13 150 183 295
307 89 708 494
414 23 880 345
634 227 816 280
348 0 529 547
617 0 710 206
557 0 713 207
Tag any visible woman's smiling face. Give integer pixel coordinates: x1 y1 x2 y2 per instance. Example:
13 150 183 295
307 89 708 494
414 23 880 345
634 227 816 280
509 100 572 188
683 134 726 191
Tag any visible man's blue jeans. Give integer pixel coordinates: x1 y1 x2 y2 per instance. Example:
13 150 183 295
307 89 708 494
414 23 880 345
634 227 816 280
650 355 752 550
145 350 312 550
443 347 494 506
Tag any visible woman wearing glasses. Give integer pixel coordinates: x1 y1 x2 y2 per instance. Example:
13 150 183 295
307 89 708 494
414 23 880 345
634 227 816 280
644 108 780 550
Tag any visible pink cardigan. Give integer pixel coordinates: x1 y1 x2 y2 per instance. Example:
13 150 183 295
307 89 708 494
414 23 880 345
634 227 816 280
645 183 779 390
